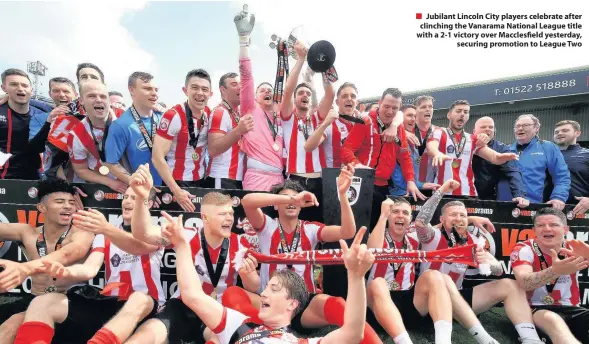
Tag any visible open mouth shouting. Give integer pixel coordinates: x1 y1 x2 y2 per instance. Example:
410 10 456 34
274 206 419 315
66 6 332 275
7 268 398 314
94 104 106 115
59 211 73 221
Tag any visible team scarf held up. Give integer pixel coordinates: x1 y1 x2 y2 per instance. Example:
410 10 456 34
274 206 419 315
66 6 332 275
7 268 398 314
233 244 478 270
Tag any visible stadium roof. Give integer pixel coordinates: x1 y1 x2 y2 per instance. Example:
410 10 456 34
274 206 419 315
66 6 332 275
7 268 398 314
359 65 589 109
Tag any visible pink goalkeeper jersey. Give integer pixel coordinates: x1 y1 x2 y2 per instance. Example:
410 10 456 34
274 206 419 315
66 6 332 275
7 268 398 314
239 58 284 171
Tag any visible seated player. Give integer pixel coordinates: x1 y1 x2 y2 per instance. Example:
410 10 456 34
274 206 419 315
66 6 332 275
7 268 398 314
0 178 94 343
366 198 453 344
511 207 589 344
414 179 543 344
13 186 163 344
240 165 382 343
126 164 260 344
168 208 374 344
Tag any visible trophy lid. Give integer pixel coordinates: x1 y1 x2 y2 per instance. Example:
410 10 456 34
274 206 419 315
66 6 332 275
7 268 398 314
307 40 336 73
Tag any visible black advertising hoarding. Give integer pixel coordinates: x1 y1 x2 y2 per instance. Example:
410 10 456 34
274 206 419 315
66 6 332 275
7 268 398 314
0 178 588 306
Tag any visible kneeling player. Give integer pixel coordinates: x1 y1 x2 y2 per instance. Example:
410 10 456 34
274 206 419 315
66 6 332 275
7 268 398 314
240 165 381 343
511 207 589 344
13 186 163 344
366 198 453 344
126 164 260 344
414 179 543 344
169 210 373 344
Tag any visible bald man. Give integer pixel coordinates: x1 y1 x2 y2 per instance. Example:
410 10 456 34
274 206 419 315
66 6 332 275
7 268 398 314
472 116 529 207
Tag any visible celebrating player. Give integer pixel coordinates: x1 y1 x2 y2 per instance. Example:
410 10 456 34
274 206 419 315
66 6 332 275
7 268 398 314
414 179 544 344
13 186 163 343
169 208 373 344
241 165 382 343
0 178 94 342
366 198 453 344
126 164 260 343
511 207 589 344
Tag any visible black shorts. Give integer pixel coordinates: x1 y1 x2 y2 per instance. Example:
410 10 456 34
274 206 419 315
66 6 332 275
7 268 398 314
389 288 432 328
459 287 474 308
0 292 34 324
154 298 205 343
202 177 243 190
290 293 319 335
532 305 589 343
53 285 157 343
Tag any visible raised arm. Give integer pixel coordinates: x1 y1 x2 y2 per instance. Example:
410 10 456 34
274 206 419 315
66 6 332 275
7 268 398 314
241 190 319 230
238 256 261 293
129 164 169 246
414 179 460 242
280 42 308 120
162 213 225 330
316 77 335 121
304 110 337 152
322 228 373 344
367 199 394 248
320 165 357 242
36 227 94 266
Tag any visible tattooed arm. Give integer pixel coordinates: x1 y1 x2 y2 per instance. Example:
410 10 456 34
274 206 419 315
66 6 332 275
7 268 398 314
513 265 559 291
414 190 444 243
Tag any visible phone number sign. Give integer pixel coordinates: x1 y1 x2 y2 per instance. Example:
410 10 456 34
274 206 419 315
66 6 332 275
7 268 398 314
400 67 589 109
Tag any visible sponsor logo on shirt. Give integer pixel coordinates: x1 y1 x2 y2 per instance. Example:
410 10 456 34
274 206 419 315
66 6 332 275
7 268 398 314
0 114 6 122
111 253 121 267
159 118 170 131
136 138 148 151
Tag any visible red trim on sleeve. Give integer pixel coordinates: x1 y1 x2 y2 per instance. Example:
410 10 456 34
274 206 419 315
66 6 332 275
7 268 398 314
254 215 267 232
212 307 228 334
511 260 532 268
208 129 227 135
90 247 105 253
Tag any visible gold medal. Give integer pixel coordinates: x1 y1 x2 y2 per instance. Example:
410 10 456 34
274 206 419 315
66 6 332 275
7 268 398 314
99 165 110 175
272 143 280 152
389 280 401 291
44 285 57 293
192 152 199 161
542 294 554 305
210 290 217 300
451 160 460 169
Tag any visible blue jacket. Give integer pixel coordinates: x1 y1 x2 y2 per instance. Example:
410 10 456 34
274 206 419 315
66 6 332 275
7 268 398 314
498 137 570 203
559 144 589 204
390 145 423 196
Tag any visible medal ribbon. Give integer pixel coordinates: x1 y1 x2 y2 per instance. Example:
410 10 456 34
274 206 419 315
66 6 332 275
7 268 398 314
384 230 409 275
264 110 278 141
446 128 466 159
185 102 205 149
278 220 301 270
129 106 156 152
222 100 240 125
273 40 289 104
87 114 113 162
37 225 71 257
532 241 561 293
200 229 230 290
414 125 432 156
298 116 311 140
441 226 468 248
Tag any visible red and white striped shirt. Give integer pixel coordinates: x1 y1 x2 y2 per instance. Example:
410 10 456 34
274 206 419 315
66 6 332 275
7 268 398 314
67 117 115 183
91 233 165 304
324 118 354 168
511 239 581 306
367 232 419 291
156 103 210 181
208 104 245 181
428 129 481 196
170 228 252 302
282 111 327 174
255 215 325 293
419 227 486 290
214 308 323 344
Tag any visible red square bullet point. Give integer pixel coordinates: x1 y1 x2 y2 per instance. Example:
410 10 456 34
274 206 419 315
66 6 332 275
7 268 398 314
416 13 422 19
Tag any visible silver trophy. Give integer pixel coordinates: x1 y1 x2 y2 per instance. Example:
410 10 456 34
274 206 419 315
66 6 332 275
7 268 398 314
269 25 311 59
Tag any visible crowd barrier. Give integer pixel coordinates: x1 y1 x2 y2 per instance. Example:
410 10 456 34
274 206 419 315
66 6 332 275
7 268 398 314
0 171 587 306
